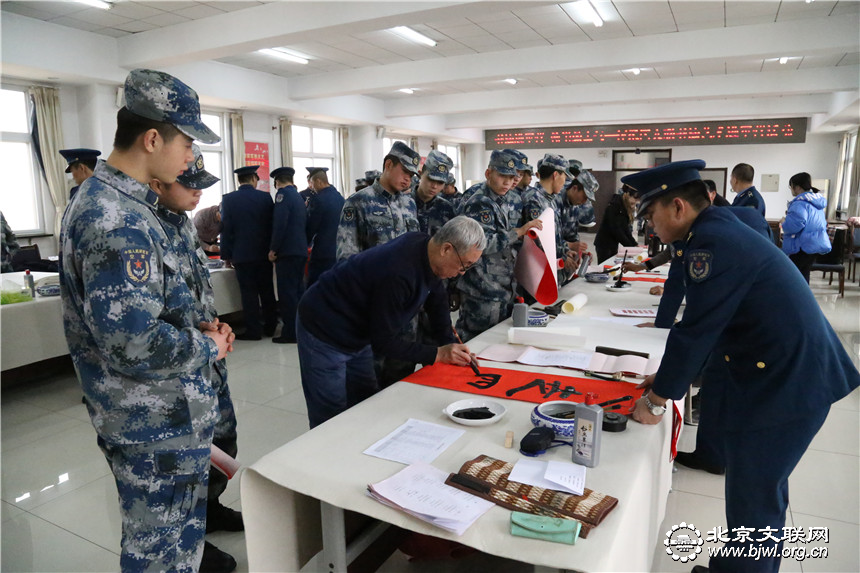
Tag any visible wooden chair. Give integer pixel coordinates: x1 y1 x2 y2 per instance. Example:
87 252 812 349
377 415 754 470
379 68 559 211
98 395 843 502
811 227 846 297
849 224 860 283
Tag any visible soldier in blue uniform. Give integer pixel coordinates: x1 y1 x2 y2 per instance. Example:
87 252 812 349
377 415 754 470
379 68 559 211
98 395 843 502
413 150 456 236
456 150 542 341
305 169 344 288
336 141 420 261
729 162 766 217
60 69 236 573
627 160 859 573
268 167 307 344
220 165 277 341
149 144 244 569
60 148 101 200
300 166 323 205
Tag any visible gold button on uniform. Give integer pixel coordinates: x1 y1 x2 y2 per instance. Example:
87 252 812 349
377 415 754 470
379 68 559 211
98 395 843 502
677 250 683 256
757 362 766 369
724 355 730 362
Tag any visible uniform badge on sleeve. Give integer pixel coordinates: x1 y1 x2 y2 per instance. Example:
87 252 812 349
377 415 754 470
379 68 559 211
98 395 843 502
276 193 284 203
687 249 713 282
120 248 152 285
479 209 492 224
529 207 541 220
343 206 355 222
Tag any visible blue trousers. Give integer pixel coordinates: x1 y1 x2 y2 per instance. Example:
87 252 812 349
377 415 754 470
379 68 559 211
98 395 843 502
296 316 379 428
233 261 277 337
710 408 829 573
307 257 334 289
274 256 306 341
693 354 727 469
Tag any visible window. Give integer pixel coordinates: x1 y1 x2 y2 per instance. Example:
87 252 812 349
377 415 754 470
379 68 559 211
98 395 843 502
292 124 335 187
0 87 46 235
436 143 461 188
191 111 229 218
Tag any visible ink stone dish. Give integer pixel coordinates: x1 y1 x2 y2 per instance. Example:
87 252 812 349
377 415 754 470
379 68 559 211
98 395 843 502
444 398 506 427
584 272 610 283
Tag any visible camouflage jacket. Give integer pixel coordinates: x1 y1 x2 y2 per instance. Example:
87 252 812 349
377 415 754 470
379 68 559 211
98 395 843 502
336 179 419 260
557 195 596 242
522 183 569 259
60 162 219 445
412 186 456 237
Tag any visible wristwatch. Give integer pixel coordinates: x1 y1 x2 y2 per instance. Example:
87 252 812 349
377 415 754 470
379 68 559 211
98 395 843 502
643 392 667 416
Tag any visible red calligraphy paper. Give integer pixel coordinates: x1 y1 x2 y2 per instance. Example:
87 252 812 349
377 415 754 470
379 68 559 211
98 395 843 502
403 363 638 409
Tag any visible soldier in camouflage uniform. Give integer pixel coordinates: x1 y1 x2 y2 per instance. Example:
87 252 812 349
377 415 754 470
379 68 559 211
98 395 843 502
456 150 542 341
413 150 456 236
558 170 598 256
521 154 576 282
1 211 19 273
60 69 235 573
441 173 463 213
336 141 420 261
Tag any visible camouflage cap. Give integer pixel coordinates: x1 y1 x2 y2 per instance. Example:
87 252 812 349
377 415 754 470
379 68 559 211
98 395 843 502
124 69 219 145
59 148 101 173
423 149 454 182
387 141 421 175
176 144 219 190
364 169 381 182
503 149 531 173
446 172 456 185
488 150 518 176
576 169 599 201
540 153 573 178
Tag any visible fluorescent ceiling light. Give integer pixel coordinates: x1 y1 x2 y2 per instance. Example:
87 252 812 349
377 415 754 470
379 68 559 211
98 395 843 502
627 68 641 75
504 78 518 85
391 26 437 47
76 0 111 9
575 1 604 27
258 48 309 65
399 88 415 95
779 57 789 64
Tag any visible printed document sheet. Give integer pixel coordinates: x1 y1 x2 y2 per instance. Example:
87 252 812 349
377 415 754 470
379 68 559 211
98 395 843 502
364 418 464 465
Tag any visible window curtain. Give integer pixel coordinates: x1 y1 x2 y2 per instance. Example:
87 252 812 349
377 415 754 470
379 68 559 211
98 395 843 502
336 126 349 195
848 132 860 218
409 136 419 152
229 112 245 172
831 132 858 219
279 118 292 167
28 86 66 243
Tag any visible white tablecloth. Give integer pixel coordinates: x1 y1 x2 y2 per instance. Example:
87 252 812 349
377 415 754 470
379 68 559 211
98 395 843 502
241 277 676 572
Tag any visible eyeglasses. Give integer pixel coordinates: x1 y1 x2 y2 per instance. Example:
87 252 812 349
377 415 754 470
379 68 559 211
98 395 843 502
452 244 476 273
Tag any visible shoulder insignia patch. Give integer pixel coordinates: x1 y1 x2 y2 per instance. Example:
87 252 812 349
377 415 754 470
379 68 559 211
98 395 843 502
276 193 284 203
343 206 355 222
479 209 492 224
687 249 713 282
529 207 541 220
120 248 152 285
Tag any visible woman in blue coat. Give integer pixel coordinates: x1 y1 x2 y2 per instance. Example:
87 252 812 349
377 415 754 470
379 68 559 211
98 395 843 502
781 172 830 283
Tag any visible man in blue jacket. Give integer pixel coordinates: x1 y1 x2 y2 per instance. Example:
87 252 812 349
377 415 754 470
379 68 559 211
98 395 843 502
729 162 766 217
305 167 344 287
269 167 307 343
221 166 277 340
627 160 859 573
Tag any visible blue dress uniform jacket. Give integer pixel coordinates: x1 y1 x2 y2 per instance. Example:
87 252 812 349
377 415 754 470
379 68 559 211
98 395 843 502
731 185 766 217
270 184 308 257
413 189 456 236
336 179 419 260
782 191 830 256
651 206 858 430
305 184 344 284
220 184 273 263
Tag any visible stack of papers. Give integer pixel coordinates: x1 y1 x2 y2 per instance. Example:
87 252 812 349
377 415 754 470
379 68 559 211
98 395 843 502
509 458 587 495
367 463 495 535
363 419 464 465
477 344 660 376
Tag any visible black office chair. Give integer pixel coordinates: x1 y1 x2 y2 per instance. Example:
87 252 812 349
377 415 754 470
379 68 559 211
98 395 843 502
811 227 846 297
10 245 41 270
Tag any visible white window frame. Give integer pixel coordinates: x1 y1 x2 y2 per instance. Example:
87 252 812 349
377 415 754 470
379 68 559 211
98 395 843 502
292 123 337 186
435 143 462 189
0 85 49 236
190 110 230 218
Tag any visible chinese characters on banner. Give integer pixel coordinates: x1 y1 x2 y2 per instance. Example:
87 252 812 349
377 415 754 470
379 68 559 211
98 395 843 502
244 142 270 192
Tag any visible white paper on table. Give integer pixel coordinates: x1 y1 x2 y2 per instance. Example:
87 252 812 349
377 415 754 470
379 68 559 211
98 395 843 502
517 346 593 369
508 327 585 349
475 344 529 362
514 207 559 305
367 463 495 535
544 460 586 495
363 418 464 465
590 316 649 326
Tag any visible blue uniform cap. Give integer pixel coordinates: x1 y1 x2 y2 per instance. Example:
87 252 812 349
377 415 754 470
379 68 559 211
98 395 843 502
387 141 421 175
60 148 101 173
124 69 220 145
234 165 261 178
423 149 454 182
306 166 329 177
488 150 518 176
270 167 295 180
176 144 219 189
540 153 573 178
621 159 707 217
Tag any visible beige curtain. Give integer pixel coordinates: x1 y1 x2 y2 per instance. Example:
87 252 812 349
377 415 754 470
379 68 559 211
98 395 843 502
229 112 245 171
28 86 66 244
848 131 860 218
336 126 349 194
279 118 292 166
409 136 419 152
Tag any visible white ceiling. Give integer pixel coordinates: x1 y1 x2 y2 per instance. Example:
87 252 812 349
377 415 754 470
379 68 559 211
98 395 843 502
1 0 858 139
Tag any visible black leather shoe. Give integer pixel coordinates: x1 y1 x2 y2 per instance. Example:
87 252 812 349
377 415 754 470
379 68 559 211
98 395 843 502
234 332 261 341
206 502 244 533
675 451 725 475
200 541 237 573
272 335 296 344
691 565 709 573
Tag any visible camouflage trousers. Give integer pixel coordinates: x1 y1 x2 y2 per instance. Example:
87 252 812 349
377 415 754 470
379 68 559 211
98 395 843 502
209 364 237 503
98 428 214 573
455 294 514 342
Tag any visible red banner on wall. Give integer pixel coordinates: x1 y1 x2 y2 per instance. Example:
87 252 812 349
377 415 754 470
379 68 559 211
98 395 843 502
244 141 270 192
403 363 640 409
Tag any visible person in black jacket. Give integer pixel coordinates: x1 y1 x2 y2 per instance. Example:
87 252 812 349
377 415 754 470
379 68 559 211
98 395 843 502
594 184 640 263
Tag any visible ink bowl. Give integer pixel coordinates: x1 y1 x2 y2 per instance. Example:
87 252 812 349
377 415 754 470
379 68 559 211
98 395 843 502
531 400 578 439
443 398 506 427
584 272 610 283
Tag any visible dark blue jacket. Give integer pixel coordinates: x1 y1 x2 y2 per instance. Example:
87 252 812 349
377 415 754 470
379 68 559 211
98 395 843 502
220 184 273 264
270 185 308 258
731 185 766 217
306 185 344 262
652 206 858 430
298 233 455 364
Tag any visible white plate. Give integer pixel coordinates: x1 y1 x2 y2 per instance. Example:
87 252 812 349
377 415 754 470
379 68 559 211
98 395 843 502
605 283 632 292
442 398 507 426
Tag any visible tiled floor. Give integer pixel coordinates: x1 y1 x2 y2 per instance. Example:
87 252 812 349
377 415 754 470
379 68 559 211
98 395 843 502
2 274 858 573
